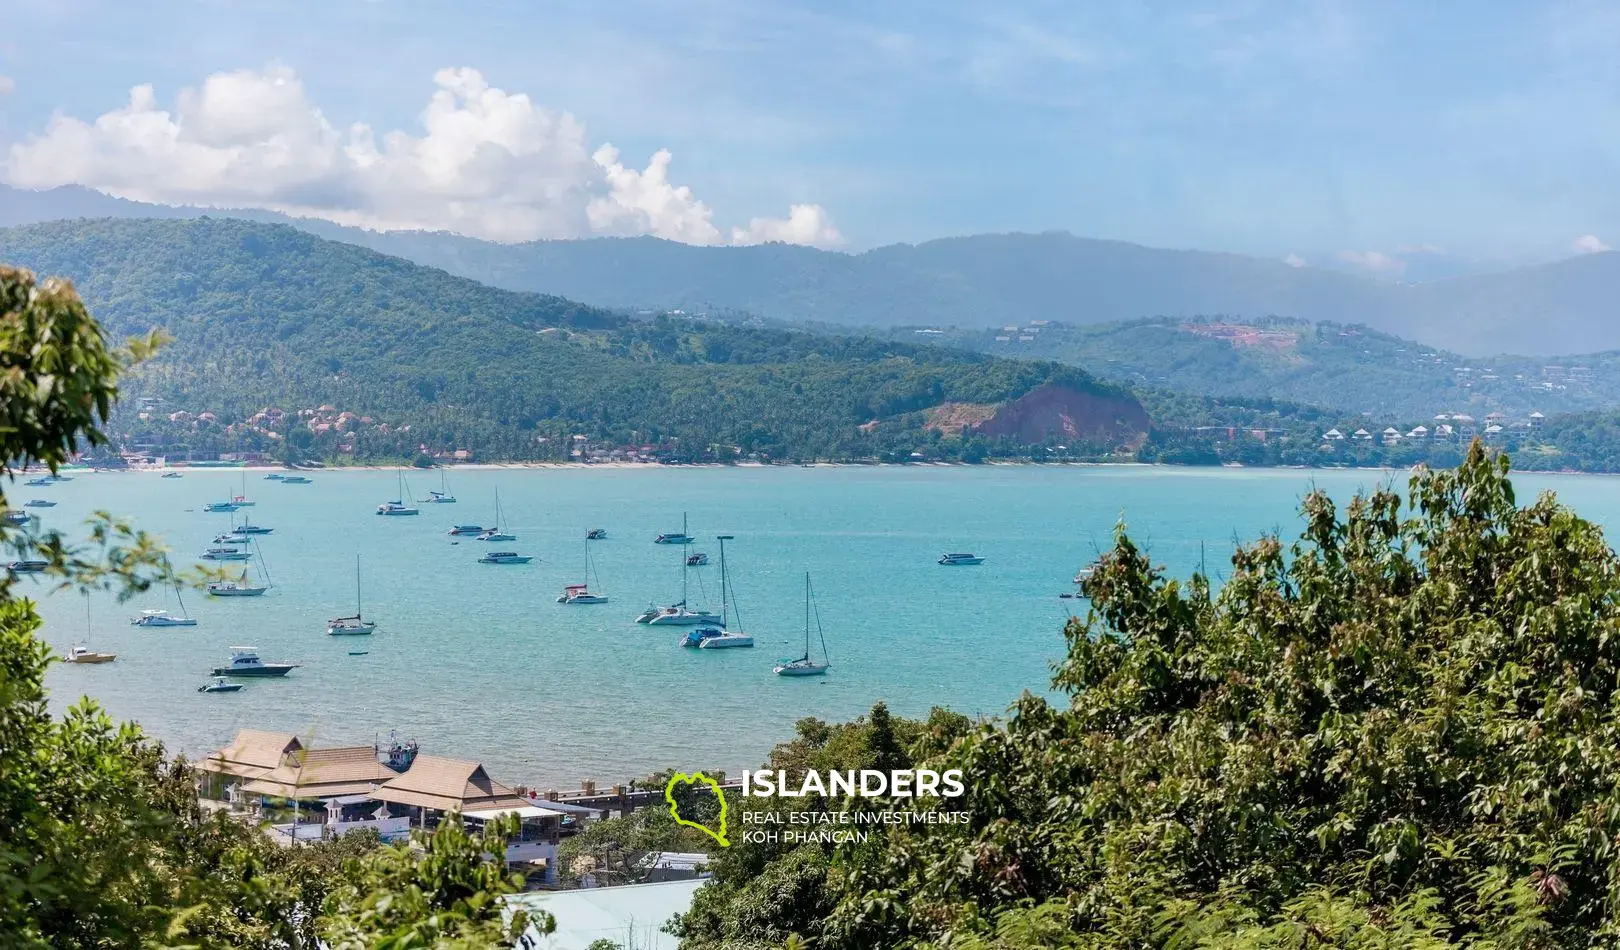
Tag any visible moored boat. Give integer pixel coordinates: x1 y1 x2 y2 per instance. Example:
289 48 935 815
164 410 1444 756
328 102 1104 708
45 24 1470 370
6 559 48 574
694 535 754 649
64 644 117 664
201 546 252 561
161 472 183 478
280 475 312 484
686 552 709 566
447 524 486 536
774 573 831 676
202 501 241 513
211 647 297 677
24 500 55 508
938 552 985 566
198 677 245 693
478 551 533 564
2 510 32 526
586 528 607 540
132 608 198 628
328 555 377 635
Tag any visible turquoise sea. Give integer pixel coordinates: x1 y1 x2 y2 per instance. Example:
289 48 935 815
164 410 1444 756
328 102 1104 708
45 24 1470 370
32 465 1620 789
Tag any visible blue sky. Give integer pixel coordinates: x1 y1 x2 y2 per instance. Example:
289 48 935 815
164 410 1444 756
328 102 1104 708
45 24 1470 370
1 0 1616 274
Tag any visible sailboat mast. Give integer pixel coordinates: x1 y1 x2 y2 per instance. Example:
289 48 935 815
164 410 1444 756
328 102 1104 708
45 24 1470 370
356 554 363 617
803 572 811 661
681 512 689 603
717 535 732 627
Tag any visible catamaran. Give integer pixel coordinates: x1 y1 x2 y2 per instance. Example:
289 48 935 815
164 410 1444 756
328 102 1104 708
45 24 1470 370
132 583 198 627
774 573 831 676
425 471 457 503
476 488 515 541
328 554 377 635
557 540 608 604
696 535 754 649
377 470 420 515
637 514 723 626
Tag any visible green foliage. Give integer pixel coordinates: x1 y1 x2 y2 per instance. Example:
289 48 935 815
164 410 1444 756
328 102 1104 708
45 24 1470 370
684 443 1620 948
556 802 712 887
0 218 1142 465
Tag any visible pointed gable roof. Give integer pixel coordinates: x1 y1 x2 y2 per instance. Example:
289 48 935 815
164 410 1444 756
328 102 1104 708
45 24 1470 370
201 729 304 779
239 745 400 800
367 755 527 813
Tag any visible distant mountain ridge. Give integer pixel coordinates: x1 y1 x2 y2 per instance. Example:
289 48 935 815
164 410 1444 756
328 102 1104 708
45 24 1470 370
5 185 1620 356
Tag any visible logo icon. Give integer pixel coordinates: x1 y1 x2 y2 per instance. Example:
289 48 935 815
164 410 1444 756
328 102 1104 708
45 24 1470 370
665 770 729 847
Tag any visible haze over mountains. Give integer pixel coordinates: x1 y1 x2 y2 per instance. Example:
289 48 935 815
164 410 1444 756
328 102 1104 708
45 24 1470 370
3 185 1619 357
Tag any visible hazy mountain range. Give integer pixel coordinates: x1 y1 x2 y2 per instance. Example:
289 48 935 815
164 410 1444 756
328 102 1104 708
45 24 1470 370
3 185 1620 357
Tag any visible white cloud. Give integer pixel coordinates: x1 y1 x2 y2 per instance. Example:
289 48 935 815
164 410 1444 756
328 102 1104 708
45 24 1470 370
1572 234 1611 254
1282 252 1306 268
1336 249 1406 275
1396 242 1444 254
3 66 838 247
0 75 14 96
732 203 844 248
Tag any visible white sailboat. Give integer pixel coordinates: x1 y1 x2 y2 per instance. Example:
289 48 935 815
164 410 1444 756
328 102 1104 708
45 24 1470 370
132 582 198 627
328 555 377 635
774 573 830 676
695 535 753 649
638 514 724 626
377 470 420 516
425 470 457 504
558 539 608 604
207 539 271 596
477 488 515 541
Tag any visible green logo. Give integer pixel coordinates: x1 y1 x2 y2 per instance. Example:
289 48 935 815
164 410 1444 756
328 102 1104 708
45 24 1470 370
665 771 730 847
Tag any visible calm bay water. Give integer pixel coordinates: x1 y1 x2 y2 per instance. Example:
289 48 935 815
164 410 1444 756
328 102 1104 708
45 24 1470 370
33 464 1620 788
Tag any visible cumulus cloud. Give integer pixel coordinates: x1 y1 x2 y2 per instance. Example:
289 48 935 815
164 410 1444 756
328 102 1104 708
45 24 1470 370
1572 234 1611 254
1336 249 1406 275
3 66 840 247
1282 252 1306 268
732 204 844 248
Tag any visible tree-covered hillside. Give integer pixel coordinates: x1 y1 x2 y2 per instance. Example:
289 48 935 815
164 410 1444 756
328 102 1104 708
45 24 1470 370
914 317 1620 420
0 218 1145 464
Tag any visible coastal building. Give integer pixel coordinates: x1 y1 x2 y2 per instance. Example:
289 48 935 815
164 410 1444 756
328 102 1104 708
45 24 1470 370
239 745 404 817
1382 427 1401 446
197 729 305 799
1321 428 1344 441
1529 411 1545 427
367 755 568 870
1352 428 1372 441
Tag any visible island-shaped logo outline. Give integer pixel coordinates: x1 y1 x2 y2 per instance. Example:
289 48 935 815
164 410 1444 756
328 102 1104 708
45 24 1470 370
665 770 729 847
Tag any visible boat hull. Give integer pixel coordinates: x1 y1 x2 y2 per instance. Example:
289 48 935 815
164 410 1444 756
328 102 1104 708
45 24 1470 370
210 665 294 677
327 623 376 636
697 635 754 649
134 618 198 627
207 586 268 597
775 663 829 676
647 611 725 626
479 556 533 564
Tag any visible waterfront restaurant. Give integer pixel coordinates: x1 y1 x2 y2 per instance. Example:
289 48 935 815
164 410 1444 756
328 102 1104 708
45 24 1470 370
366 755 567 868
195 729 305 802
239 744 404 821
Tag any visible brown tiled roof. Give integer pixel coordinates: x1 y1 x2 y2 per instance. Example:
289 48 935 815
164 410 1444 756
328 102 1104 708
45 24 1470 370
199 729 304 779
239 745 398 800
367 755 527 813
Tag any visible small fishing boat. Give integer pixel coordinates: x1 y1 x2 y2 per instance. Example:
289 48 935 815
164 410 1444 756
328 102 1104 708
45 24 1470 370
161 472 183 479
447 524 486 536
347 650 369 656
24 500 55 508
328 555 377 635
774 573 830 676
478 551 533 565
586 528 607 540
280 475 312 484
685 552 709 567
6 559 48 574
695 535 754 649
201 546 252 561
64 644 117 664
197 677 244 693
938 552 985 566
211 647 297 677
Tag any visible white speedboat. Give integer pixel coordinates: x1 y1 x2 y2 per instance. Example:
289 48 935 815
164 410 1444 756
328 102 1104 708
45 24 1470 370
328 555 377 635
202 502 240 513
938 552 985 566
654 532 694 545
264 473 285 480
6 559 48 574
211 647 296 677
25 476 52 487
201 546 251 561
281 475 312 484
774 573 830 676
447 524 486 536
24 500 56 508
198 677 245 693
213 533 250 545
236 523 272 534
478 551 533 564
132 609 197 628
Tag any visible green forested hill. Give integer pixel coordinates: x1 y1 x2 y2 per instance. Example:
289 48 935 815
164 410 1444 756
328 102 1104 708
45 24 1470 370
907 317 1620 420
0 218 1144 463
